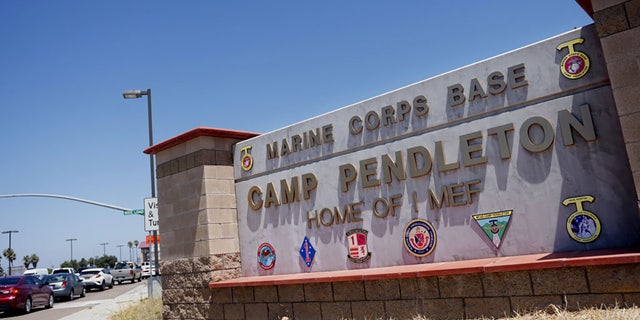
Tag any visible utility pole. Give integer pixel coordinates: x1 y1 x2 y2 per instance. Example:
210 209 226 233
117 244 124 261
66 238 77 262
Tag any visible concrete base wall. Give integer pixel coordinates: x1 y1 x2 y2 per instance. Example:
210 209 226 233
152 132 254 320
592 0 640 202
162 254 240 319
205 263 640 320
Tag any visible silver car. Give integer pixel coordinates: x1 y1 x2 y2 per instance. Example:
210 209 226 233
43 273 85 301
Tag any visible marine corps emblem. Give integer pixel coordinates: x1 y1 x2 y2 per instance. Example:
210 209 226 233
346 229 371 263
557 38 590 79
257 242 276 270
403 219 437 257
240 145 253 172
562 195 601 243
299 236 316 268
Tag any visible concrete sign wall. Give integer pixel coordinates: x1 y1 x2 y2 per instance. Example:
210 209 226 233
233 24 640 276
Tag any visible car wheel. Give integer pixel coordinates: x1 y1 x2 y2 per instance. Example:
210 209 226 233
117 280 122 285
81 287 86 297
23 297 32 313
46 294 54 309
68 290 74 301
109 280 114 289
100 281 106 291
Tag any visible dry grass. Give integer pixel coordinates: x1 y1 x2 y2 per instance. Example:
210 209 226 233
108 298 162 320
499 304 640 320
109 299 640 320
408 305 640 320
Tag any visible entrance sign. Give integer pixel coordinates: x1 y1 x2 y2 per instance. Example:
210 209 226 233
144 197 159 231
233 25 640 277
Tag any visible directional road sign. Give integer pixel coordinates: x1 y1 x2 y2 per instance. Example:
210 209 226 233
144 197 159 231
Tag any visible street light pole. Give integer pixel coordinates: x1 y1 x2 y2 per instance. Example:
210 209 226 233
123 88 160 298
100 242 109 256
66 238 77 262
117 244 124 261
2 230 19 275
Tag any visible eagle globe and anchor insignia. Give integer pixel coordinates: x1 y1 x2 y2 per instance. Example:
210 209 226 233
557 38 590 79
346 229 371 263
240 145 253 172
403 219 437 257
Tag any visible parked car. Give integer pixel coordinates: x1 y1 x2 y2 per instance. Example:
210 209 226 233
0 275 54 313
52 267 76 274
23 268 50 280
111 262 141 284
79 268 114 291
43 273 85 301
141 261 158 279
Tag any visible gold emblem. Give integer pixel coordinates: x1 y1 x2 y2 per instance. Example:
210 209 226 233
240 145 253 172
562 195 601 243
557 38 590 79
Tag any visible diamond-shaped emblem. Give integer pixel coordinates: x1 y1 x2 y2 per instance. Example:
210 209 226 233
299 236 316 268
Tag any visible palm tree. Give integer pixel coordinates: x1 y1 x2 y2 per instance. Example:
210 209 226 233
3 248 16 275
127 241 133 262
30 254 39 268
133 240 139 263
23 255 31 269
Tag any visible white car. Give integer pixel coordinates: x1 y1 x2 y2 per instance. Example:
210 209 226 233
79 268 114 291
141 262 158 279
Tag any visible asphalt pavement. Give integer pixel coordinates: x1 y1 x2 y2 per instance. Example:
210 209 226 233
59 280 161 320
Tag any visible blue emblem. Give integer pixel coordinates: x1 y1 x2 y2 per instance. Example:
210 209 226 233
299 236 316 267
257 243 276 270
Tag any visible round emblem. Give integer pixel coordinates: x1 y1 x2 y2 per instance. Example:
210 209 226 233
257 243 276 270
566 211 601 243
241 153 253 171
560 52 590 79
403 219 437 257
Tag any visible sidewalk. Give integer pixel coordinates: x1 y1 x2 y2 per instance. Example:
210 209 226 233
59 280 161 320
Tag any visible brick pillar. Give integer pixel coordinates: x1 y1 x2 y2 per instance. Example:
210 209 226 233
144 127 259 320
585 0 640 203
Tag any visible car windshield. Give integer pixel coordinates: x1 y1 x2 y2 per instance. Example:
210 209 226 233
0 278 20 285
81 270 100 275
45 275 67 282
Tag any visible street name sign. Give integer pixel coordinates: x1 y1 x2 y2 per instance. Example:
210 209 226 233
124 209 145 216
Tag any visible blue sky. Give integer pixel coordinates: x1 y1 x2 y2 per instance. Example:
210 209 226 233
0 1 593 270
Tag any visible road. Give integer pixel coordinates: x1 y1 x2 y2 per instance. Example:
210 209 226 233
0 280 149 320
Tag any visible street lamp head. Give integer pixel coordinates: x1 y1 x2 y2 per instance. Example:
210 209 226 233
122 89 150 99
1 230 19 234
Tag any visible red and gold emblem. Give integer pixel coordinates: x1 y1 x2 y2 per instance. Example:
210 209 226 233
240 145 253 172
557 38 590 79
